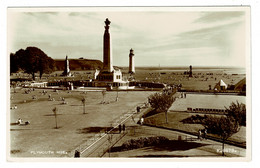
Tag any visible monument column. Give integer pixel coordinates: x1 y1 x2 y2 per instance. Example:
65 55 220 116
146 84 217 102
62 55 71 76
189 65 192 77
103 18 113 72
129 48 135 73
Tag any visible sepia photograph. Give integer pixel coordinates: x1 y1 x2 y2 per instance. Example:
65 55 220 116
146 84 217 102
7 7 250 160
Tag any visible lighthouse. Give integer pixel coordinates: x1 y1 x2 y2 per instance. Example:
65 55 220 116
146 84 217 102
129 48 135 73
103 18 113 72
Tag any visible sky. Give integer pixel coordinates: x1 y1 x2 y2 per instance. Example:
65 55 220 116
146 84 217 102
8 7 249 67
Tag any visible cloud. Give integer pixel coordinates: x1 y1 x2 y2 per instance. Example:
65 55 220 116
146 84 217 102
195 11 245 23
8 9 247 67
173 21 243 49
24 12 58 16
68 12 81 17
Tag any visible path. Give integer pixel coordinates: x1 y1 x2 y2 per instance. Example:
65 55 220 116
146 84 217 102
74 91 246 158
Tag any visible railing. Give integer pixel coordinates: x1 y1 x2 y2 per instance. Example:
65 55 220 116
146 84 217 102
71 90 179 158
70 101 150 158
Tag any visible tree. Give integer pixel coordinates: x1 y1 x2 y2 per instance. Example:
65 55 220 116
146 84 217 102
148 92 175 123
10 53 19 74
225 101 246 126
39 56 55 79
81 97 86 114
202 115 240 156
10 47 55 80
52 107 58 129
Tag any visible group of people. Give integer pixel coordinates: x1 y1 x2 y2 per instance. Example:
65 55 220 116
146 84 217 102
118 124 126 133
24 88 35 94
180 92 187 98
198 129 207 140
16 118 30 125
41 90 47 95
11 105 17 110
32 95 37 100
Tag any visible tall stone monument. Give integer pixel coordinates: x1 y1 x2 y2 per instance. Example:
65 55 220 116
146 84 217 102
189 65 192 77
94 18 129 89
129 48 135 74
103 18 113 72
62 55 71 76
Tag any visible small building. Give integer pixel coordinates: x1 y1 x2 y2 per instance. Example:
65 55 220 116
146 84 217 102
214 79 228 90
30 82 48 88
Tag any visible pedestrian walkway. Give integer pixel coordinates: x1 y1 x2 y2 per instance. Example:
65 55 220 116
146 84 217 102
71 100 151 157
129 125 246 157
73 90 246 158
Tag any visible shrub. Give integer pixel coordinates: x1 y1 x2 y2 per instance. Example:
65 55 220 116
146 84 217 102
120 136 169 151
181 114 207 124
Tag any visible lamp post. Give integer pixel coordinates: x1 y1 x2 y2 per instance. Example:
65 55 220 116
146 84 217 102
116 87 119 101
107 133 113 157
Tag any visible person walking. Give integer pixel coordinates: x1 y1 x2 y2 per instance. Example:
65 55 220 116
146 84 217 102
203 129 207 139
74 150 80 158
119 124 122 133
137 106 140 113
198 129 202 140
140 117 144 125
122 124 125 132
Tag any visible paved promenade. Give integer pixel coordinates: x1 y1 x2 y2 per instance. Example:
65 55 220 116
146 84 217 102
77 101 246 158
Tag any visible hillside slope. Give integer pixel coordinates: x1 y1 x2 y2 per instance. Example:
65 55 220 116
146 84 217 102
234 77 246 91
55 59 103 71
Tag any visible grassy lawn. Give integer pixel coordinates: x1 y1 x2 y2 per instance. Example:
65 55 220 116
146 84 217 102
103 123 244 158
9 67 246 158
10 88 155 157
143 111 246 146
144 112 204 133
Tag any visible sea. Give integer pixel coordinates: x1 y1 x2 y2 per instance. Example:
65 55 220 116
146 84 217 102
134 67 246 75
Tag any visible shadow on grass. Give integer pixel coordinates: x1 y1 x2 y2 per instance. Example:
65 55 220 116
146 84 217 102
44 114 62 116
10 129 31 131
10 122 18 126
44 113 88 116
11 149 21 154
151 140 208 151
111 140 208 153
53 126 62 129
77 126 120 134
133 154 217 158
143 109 160 118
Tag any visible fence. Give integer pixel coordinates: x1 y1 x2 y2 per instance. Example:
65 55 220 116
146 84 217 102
70 100 151 158
71 89 179 157
80 130 128 157
127 126 196 141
